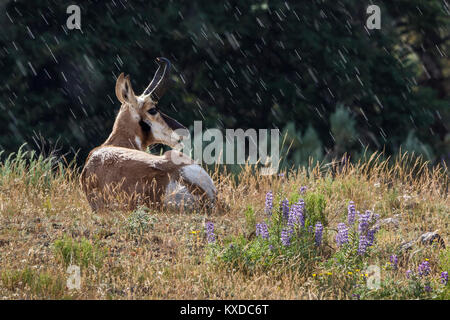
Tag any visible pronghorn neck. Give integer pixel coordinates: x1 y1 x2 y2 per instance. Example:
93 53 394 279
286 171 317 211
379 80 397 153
102 104 151 151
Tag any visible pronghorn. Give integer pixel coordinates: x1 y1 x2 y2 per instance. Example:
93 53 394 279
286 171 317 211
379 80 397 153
80 57 216 211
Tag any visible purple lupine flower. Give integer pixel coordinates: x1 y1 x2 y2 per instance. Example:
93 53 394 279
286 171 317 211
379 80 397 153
297 199 306 228
315 222 323 246
280 198 290 220
358 234 368 255
440 271 448 285
256 222 269 240
356 210 379 247
358 211 371 234
299 186 307 194
367 228 378 246
390 255 398 270
297 199 306 224
366 212 379 246
336 223 349 247
348 201 356 226
287 206 296 231
281 228 291 246
298 210 305 229
287 201 305 230
298 198 305 210
424 285 432 293
406 269 412 279
205 222 216 244
357 211 371 256
256 223 262 238
265 191 273 216
418 261 431 277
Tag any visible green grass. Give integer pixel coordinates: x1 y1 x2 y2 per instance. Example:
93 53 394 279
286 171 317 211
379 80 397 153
53 235 107 270
1 267 67 299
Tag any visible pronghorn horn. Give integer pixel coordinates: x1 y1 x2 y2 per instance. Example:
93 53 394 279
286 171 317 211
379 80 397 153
143 57 172 101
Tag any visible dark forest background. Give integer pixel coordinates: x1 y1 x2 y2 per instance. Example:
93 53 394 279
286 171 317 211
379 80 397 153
0 0 448 169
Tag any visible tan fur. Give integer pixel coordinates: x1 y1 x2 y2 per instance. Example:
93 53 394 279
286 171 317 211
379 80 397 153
80 72 216 211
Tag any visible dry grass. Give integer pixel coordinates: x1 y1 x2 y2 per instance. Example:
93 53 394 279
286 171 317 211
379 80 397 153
0 148 448 299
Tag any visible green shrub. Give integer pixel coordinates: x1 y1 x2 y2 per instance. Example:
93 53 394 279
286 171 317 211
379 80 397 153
53 235 106 270
304 192 327 227
208 189 325 275
125 206 155 236
211 228 319 275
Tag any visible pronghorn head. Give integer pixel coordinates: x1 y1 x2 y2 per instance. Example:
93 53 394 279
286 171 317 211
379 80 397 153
114 57 187 150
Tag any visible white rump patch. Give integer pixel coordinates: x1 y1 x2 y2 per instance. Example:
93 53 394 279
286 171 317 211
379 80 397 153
180 164 216 201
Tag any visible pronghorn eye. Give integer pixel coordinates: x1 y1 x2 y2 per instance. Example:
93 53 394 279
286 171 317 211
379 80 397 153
147 108 158 115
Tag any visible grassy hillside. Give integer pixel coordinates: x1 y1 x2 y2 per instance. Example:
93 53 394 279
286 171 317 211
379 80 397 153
0 147 448 299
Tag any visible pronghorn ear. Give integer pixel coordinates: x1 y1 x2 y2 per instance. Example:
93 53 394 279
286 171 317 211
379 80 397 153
115 73 137 105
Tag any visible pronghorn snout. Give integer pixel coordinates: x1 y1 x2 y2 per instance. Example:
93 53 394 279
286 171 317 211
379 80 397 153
141 111 187 149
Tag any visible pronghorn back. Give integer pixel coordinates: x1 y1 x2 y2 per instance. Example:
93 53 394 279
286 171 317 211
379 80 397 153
80 146 215 211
